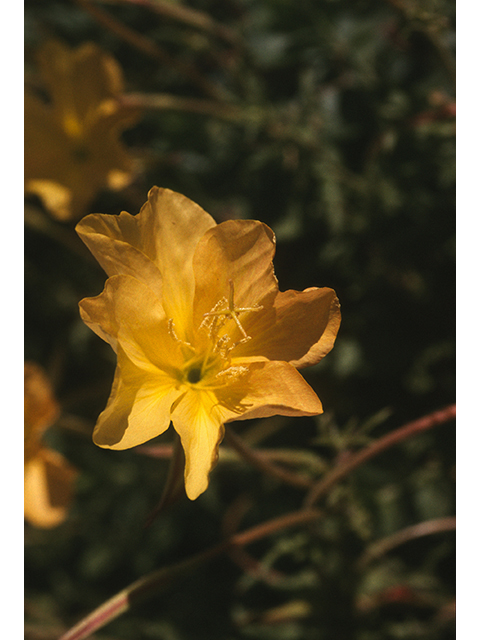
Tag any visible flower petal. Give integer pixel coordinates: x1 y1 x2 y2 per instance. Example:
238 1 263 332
79 278 123 351
192 220 278 331
234 287 341 368
76 188 216 335
83 276 186 450
24 362 60 447
137 188 217 338
24 448 77 528
91 366 136 447
79 274 185 379
171 389 225 500
76 210 164 292
220 359 324 421
36 40 123 130
93 352 181 449
24 93 72 179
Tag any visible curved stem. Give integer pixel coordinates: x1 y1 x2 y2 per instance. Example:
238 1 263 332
119 92 262 124
58 508 322 640
304 405 456 508
144 434 186 526
103 0 241 47
356 516 456 569
224 427 313 490
74 0 227 100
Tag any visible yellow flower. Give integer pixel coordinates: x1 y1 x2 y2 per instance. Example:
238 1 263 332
77 188 341 500
24 39 140 222
24 363 77 528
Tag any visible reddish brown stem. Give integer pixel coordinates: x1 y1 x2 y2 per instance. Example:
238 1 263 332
59 508 321 640
101 0 241 47
357 516 456 569
75 0 227 100
304 404 456 508
224 427 313 489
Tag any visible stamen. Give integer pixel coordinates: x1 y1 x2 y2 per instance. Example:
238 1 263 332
168 319 195 352
202 280 263 341
215 334 231 357
214 365 249 382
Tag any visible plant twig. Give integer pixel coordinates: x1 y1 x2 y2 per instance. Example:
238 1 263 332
356 516 456 569
119 92 247 122
224 427 313 490
74 0 227 100
96 0 241 47
144 434 186 526
136 442 325 474
304 404 456 508
58 508 322 640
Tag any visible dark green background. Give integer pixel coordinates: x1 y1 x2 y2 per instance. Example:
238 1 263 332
25 1 455 638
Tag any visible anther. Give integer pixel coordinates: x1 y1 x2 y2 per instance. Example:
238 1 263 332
168 319 195 352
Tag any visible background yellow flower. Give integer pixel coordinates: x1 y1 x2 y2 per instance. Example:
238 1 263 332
24 363 77 528
24 39 140 222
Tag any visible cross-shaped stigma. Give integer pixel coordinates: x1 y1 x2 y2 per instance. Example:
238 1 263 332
203 280 263 339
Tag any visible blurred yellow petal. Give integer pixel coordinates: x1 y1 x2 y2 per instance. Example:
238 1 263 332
24 449 77 529
24 39 139 221
24 363 77 528
24 362 60 450
36 40 124 127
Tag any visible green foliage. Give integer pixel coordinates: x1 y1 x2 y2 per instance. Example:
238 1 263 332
25 0 455 638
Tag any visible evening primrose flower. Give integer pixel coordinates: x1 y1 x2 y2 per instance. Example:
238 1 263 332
76 188 341 500
24 39 139 221
24 363 77 528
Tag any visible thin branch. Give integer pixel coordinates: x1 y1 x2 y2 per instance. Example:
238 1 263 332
221 495 286 586
119 92 248 122
227 547 286 585
357 516 456 569
231 509 321 547
24 204 93 262
144 435 186 526
74 0 227 100
96 0 241 47
304 404 456 508
224 427 313 490
135 442 325 475
58 508 322 640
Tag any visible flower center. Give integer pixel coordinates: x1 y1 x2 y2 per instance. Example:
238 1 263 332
168 280 263 392
186 367 202 384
